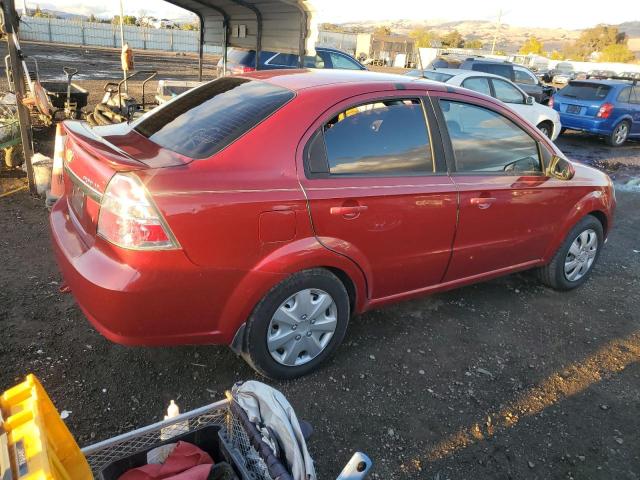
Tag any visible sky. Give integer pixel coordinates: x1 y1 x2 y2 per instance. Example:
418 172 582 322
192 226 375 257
31 0 639 30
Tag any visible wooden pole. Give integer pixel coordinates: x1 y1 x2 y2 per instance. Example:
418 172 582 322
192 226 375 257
2 0 36 194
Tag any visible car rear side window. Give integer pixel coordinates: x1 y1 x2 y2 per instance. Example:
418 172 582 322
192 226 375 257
313 99 433 176
440 100 541 174
134 77 294 159
560 82 611 100
461 77 491 96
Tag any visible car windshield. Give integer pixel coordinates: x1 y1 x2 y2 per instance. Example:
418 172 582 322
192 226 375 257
560 82 611 100
134 77 294 159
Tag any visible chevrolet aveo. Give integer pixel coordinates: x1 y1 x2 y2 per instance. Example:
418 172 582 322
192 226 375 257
51 70 615 379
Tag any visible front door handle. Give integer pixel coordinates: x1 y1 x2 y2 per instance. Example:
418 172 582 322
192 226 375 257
330 205 368 218
470 197 496 209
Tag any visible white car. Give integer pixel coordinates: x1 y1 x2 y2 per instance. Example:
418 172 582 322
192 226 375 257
412 68 561 140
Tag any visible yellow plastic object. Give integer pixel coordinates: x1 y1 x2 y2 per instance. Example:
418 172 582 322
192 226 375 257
0 375 92 479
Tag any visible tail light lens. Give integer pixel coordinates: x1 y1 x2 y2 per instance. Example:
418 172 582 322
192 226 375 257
597 103 614 119
97 174 178 250
548 97 554 109
232 65 256 74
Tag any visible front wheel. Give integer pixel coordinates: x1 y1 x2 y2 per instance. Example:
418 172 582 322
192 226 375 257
536 215 604 290
244 269 350 379
537 121 553 139
606 121 630 147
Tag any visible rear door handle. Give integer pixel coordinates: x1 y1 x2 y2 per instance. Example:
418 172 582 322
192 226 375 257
330 205 368 217
470 197 496 209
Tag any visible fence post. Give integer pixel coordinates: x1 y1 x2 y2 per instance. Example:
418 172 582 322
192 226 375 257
48 17 52 42
170 29 174 52
81 19 85 45
113 25 117 48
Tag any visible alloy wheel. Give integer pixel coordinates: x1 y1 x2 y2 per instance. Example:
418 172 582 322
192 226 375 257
564 228 598 282
614 123 628 145
267 288 338 366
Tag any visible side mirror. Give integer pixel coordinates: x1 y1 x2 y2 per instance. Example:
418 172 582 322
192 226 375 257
548 155 575 180
525 96 535 105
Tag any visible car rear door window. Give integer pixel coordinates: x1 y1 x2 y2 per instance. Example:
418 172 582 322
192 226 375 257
134 77 294 159
318 99 433 175
440 100 541 174
492 79 525 104
461 77 492 96
630 86 640 104
617 87 631 103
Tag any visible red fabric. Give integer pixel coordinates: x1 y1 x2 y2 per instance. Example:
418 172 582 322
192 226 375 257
119 441 214 480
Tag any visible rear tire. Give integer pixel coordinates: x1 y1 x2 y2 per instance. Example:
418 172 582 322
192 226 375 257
244 269 350 379
536 215 603 290
605 121 630 147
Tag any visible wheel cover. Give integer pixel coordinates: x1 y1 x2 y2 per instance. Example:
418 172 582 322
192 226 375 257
564 228 598 282
614 124 628 144
267 288 338 366
539 125 549 137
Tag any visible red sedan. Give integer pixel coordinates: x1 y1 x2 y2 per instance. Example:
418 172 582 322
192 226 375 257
50 70 615 379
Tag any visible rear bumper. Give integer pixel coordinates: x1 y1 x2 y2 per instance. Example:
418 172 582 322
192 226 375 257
559 113 613 135
49 199 242 346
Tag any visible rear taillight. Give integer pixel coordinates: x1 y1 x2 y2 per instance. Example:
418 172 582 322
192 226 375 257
97 174 178 250
232 65 256 74
548 97 554 109
596 103 614 119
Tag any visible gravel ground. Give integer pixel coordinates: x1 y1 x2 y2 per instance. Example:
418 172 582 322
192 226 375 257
1 42 640 480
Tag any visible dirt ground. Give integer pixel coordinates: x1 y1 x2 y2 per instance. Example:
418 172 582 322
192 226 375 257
1 43 640 479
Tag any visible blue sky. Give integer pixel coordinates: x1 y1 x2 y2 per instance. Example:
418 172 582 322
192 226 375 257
35 0 638 30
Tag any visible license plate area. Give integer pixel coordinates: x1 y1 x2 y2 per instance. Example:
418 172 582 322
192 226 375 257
566 104 581 114
69 184 86 220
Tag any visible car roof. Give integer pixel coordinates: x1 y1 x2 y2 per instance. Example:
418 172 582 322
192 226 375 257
240 68 450 92
439 69 514 82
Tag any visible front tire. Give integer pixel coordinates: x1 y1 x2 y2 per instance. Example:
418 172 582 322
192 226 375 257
537 121 554 139
606 121 630 147
537 215 604 290
244 269 350 379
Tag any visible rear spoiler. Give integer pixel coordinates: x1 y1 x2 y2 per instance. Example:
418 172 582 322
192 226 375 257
585 75 638 85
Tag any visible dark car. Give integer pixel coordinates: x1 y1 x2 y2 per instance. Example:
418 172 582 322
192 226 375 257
429 57 555 104
216 47 366 76
587 70 617 80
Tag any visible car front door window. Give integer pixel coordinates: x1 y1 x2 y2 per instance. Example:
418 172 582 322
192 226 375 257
492 79 525 104
440 100 541 174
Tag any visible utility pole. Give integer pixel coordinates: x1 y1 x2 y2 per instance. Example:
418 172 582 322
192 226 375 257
491 8 502 55
2 0 36 193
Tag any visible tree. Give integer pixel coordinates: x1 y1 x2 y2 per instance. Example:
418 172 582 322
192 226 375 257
549 50 564 60
410 28 438 48
599 43 636 63
180 22 199 31
441 30 464 48
88 14 98 23
465 39 484 49
519 36 544 55
564 24 628 60
112 15 137 26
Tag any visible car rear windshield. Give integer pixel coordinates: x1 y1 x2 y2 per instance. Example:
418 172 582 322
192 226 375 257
420 71 454 82
560 82 611 100
134 77 294 159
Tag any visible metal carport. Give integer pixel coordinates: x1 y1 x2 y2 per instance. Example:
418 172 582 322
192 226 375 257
165 0 318 80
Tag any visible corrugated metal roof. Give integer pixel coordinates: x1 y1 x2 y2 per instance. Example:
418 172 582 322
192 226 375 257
165 0 317 55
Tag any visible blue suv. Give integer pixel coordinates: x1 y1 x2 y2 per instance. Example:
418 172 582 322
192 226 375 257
551 79 640 146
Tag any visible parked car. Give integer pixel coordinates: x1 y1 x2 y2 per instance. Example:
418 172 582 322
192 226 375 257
550 63 575 84
551 79 640 146
619 72 640 80
587 70 617 80
216 47 365 76
428 57 555 103
408 68 561 139
51 70 615 378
